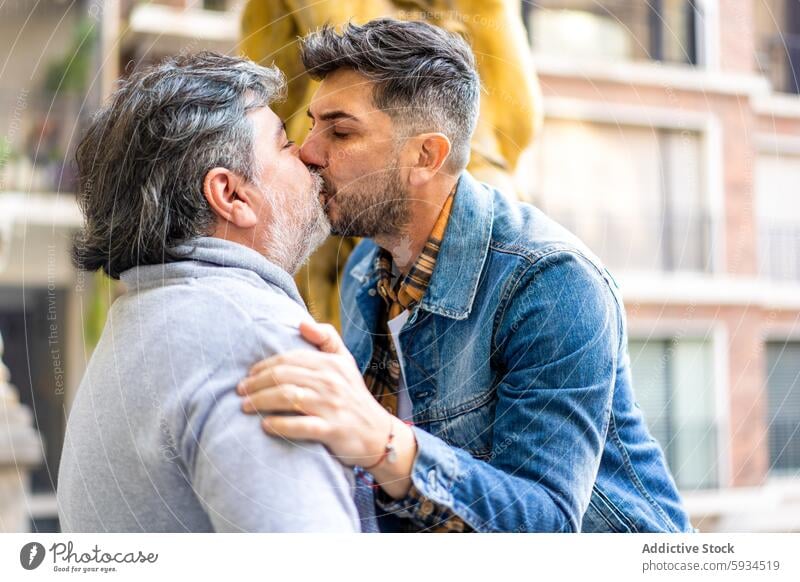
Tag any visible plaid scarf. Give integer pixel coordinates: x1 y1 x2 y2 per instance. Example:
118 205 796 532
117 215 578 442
363 192 455 416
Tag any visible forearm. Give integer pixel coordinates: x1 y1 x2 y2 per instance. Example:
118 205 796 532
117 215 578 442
373 426 584 532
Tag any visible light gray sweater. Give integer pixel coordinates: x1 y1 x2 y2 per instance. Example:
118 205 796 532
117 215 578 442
57 237 361 532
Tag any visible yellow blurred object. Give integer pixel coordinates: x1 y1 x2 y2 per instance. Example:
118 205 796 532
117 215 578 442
241 0 541 326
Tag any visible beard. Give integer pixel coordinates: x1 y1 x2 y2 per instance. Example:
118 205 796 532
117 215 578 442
258 170 331 275
322 164 411 238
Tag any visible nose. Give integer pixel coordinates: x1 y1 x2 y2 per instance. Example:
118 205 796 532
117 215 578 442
299 133 325 169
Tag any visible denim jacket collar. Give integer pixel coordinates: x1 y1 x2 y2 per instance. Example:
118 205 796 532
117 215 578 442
348 171 493 320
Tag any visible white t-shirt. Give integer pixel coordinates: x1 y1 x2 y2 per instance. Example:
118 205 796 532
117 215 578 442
386 309 413 422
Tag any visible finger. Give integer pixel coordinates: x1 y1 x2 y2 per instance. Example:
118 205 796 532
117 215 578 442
238 364 328 396
300 321 348 355
241 384 321 415
248 349 332 379
261 415 330 442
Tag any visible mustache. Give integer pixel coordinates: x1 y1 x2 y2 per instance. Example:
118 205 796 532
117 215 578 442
308 169 324 196
307 169 334 196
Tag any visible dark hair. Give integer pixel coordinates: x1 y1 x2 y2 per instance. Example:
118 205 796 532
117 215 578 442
72 51 285 278
301 19 480 170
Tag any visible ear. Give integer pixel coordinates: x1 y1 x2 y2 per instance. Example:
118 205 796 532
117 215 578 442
203 167 261 228
407 133 452 187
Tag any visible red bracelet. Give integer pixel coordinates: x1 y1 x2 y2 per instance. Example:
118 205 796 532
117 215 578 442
362 422 397 471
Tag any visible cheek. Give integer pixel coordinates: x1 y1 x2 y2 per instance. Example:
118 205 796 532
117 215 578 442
330 143 382 180
274 157 311 187
326 144 352 174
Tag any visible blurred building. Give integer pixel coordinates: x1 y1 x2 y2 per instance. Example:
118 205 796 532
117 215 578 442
0 0 797 532
0 0 244 532
0 0 95 532
518 0 800 531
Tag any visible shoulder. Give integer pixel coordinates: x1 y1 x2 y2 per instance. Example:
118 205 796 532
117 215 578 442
148 261 309 328
475 188 623 342
487 187 602 270
477 184 620 305
493 247 623 372
117 267 314 383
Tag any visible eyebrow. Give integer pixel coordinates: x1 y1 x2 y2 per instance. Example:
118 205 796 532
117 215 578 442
306 109 359 123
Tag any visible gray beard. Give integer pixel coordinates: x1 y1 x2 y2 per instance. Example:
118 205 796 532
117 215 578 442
260 171 331 274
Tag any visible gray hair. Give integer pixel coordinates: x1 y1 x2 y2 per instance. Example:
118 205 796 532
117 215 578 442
72 51 285 278
301 19 480 171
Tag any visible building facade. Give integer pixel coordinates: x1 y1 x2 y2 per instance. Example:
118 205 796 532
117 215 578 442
520 0 800 531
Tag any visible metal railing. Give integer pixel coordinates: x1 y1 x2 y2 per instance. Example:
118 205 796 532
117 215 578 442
541 210 713 273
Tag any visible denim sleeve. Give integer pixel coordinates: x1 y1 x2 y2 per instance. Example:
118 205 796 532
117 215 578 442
179 320 360 532
376 251 619 532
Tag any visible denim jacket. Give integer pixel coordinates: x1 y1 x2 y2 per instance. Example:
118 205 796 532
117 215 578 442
340 172 693 533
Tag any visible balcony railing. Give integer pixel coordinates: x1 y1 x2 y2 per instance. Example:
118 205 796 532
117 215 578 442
542 210 712 273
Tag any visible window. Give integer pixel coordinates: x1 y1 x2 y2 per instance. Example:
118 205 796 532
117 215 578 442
755 0 800 94
525 119 710 273
0 286 67 532
757 152 800 281
523 0 701 65
766 341 800 476
628 337 718 489
202 0 230 11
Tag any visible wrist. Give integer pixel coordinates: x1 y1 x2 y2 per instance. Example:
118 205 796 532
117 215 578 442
368 417 416 499
361 416 398 471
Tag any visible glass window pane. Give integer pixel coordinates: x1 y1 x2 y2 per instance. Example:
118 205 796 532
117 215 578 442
757 153 800 281
663 130 707 271
766 341 800 475
529 4 636 62
671 338 718 489
525 0 697 64
661 0 696 64
628 339 670 446
755 0 800 94
527 120 706 273
0 287 66 496
628 337 718 489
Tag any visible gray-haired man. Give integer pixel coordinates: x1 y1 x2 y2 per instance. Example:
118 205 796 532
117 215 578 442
57 52 364 532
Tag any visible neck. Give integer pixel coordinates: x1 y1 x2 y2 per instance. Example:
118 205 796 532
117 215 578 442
212 224 260 253
373 173 459 274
